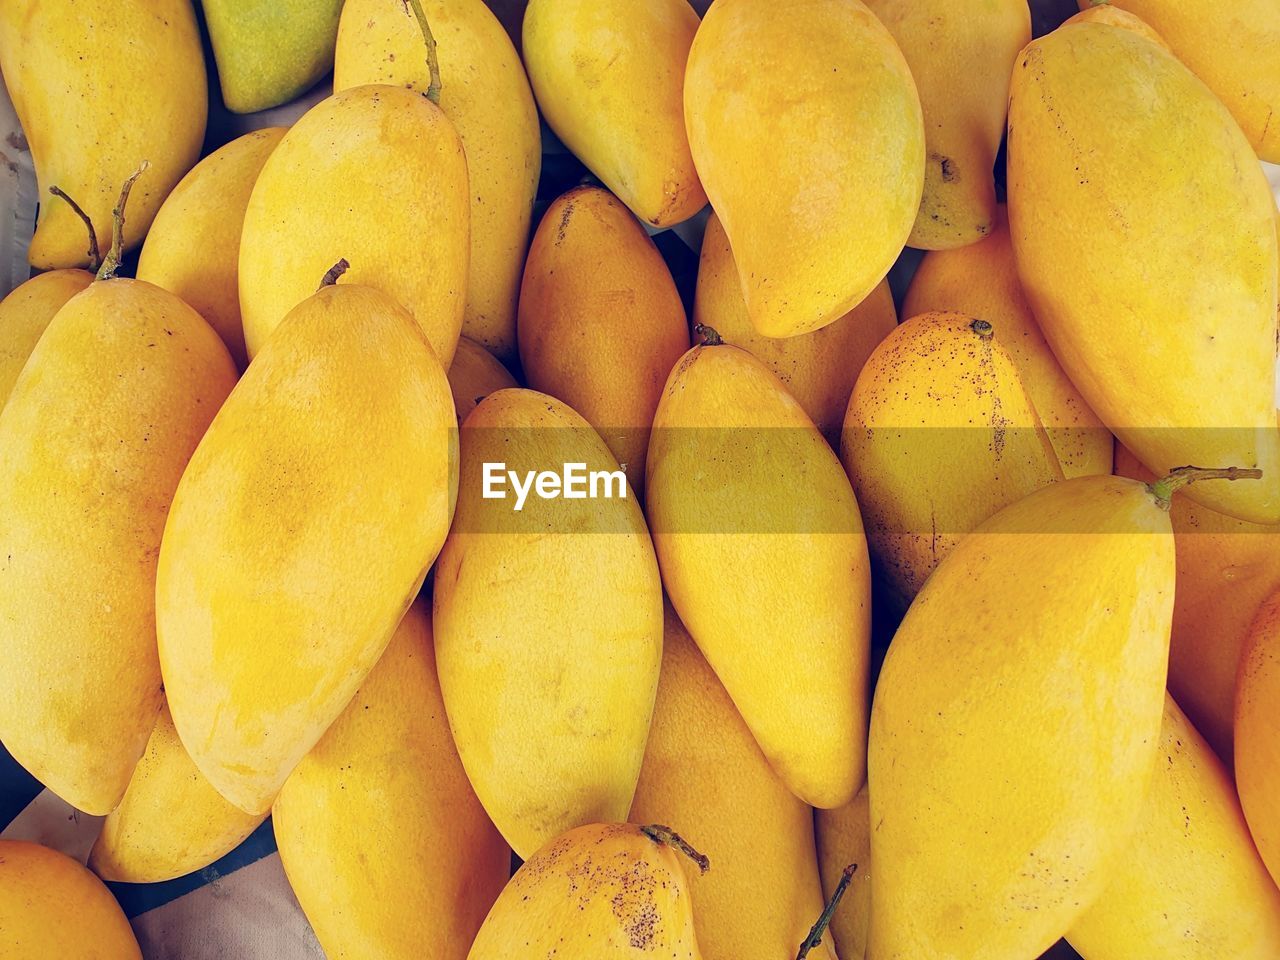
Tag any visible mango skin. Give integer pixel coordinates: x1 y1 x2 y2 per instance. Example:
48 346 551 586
0 269 93 407
684 0 924 338
434 389 662 858
89 705 265 884
203 0 344 114
1085 0 1280 162
815 786 872 960
1065 4 1171 49
1067 694 1280 960
863 0 1030 249
335 0 540 361
157 284 457 816
519 187 690 500
274 600 509 960
694 211 896 446
842 311 1064 610
466 823 701 960
647 344 872 809
629 603 835 960
904 206 1112 479
239 85 469 367
447 336 517 425
0 840 142 960
0 279 236 816
523 0 705 227
1008 22 1280 523
869 475 1174 960
1236 590 1280 889
138 127 286 370
0 0 205 269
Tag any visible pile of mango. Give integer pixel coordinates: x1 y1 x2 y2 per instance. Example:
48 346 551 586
0 1 1278 959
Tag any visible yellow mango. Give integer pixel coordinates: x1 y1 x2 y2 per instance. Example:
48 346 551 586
862 0 1030 249
334 0 540 361
1115 442 1280 760
518 187 690 500
629 602 835 960
0 0 205 268
1007 22 1280 523
815 786 872 960
0 279 235 815
694 211 896 446
869 474 1177 959
239 85 468 366
684 0 923 338
1064 4 1172 49
157 284 457 815
274 600 509 960
138 127 286 370
903 207 1112 478
647 342 872 808
89 705 265 884
433 389 662 857
0 269 92 407
841 311 1064 610
447 336 517 425
1067 694 1280 960
0 840 141 959
467 822 702 960
1236 589 1280 888
523 0 704 227
1083 0 1280 162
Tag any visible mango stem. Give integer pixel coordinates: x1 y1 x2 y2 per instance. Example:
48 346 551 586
318 258 351 290
796 864 857 960
693 323 724 347
95 161 150 282
402 0 442 105
640 824 709 875
1147 465 1263 511
47 186 100 271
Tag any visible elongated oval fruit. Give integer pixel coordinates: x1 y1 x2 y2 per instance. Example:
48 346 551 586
274 599 509 960
869 474 1179 959
89 705 265 884
523 0 705 227
862 0 1029 249
1084 0 1280 162
1236 589 1280 888
815 785 873 960
904 206 1112 478
684 0 923 338
335 0 540 361
138 127 286 369
1067 694 1280 960
0 268 92 407
239 85 468 366
519 187 690 500
629 603 835 960
447 336 517 425
157 283 457 815
467 822 703 960
0 0 206 268
1008 22 1280 523
694 211 896 446
0 840 142 959
647 341 871 808
434 389 662 857
842 311 1063 610
0 279 236 815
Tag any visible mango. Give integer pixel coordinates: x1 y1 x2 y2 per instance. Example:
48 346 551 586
0 269 92 407
1236 589 1280 888
447 336 517 425
433 389 662 857
157 283 457 815
684 0 923 338
815 786 873 960
1064 4 1172 49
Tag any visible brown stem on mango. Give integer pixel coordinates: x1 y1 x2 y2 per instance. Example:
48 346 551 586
95 161 150 282
318 258 351 290
1147 465 1264 511
402 0 442 105
796 864 857 960
47 186 100 271
970 318 994 340
640 824 710 875
693 323 724 347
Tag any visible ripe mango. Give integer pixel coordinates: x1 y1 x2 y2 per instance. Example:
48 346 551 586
157 284 457 815
0 269 92 407
815 786 873 960
447 336 517 425
1065 4 1171 49
1236 589 1280 889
